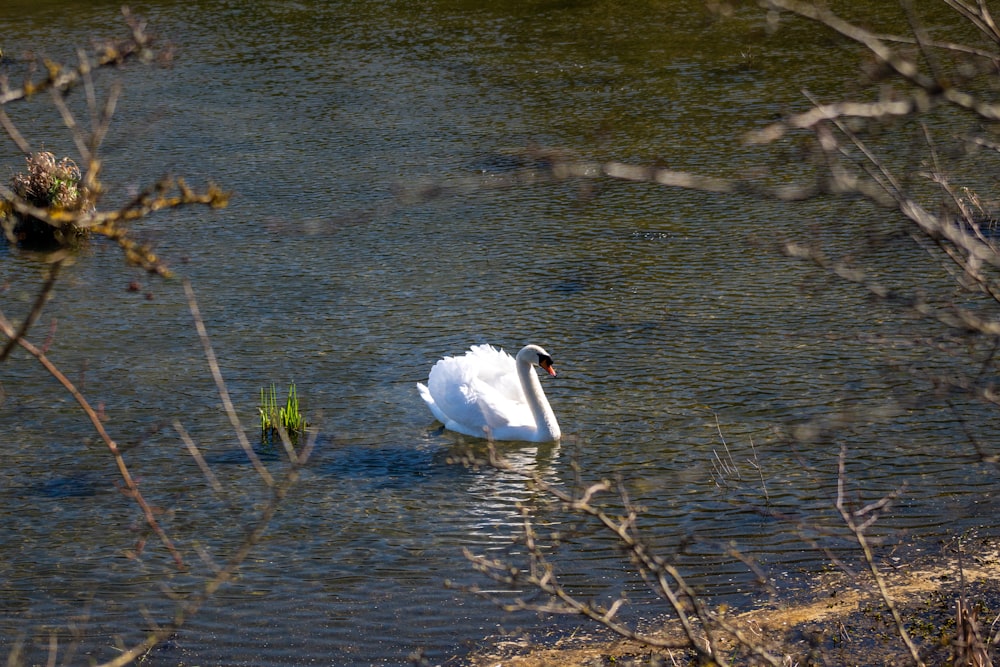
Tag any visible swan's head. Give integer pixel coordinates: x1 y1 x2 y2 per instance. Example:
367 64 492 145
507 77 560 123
517 344 557 377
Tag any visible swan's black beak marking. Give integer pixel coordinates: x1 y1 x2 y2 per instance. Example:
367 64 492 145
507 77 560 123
539 355 557 377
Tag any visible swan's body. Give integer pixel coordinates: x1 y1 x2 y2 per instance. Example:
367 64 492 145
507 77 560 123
417 344 561 442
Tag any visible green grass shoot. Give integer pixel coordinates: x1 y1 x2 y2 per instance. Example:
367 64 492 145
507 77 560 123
259 382 307 446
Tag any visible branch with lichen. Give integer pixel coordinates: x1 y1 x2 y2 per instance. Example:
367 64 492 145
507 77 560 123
0 175 229 276
0 10 302 665
0 7 156 106
1 8 225 276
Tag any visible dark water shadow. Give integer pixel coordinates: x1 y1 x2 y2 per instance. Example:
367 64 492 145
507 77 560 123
24 473 106 499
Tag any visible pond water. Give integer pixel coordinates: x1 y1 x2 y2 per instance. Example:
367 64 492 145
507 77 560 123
1 1 997 665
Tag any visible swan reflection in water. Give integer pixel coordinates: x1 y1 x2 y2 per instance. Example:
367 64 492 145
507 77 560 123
453 439 564 546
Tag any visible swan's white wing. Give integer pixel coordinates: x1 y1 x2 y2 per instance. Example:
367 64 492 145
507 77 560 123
465 344 526 404
467 375 535 428
419 345 533 436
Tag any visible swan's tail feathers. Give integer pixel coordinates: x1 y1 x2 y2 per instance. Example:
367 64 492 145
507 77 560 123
417 382 452 428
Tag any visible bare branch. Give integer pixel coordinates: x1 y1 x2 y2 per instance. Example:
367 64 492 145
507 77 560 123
746 98 922 145
0 257 64 362
0 309 184 568
183 280 274 487
174 421 224 494
461 445 785 666
0 107 31 154
93 432 315 667
0 10 154 107
944 0 1000 45
836 446 925 666
764 0 1000 121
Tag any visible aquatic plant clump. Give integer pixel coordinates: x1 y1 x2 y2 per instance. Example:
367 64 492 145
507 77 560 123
3 151 95 247
259 383 308 446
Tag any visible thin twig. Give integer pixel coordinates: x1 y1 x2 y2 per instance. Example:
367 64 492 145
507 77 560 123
0 107 32 154
93 432 315 667
459 444 785 666
0 257 64 362
183 279 273 487
748 437 769 504
174 420 224 493
836 445 924 666
0 310 184 567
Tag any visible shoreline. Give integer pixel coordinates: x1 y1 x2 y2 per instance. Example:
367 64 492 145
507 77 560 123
465 540 1000 666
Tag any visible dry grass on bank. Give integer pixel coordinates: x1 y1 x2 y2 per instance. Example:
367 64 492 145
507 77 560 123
467 542 1000 667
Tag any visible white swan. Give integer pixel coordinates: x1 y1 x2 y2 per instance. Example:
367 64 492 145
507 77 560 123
417 344 561 442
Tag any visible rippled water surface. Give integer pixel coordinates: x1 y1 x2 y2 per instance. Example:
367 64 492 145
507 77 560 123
1 1 997 665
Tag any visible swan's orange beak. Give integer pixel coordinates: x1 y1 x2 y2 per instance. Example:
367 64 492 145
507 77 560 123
540 359 557 377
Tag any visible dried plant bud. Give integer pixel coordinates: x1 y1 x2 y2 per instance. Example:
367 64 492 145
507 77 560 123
10 151 91 211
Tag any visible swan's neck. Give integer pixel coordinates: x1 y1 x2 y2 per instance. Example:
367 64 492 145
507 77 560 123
517 360 561 441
